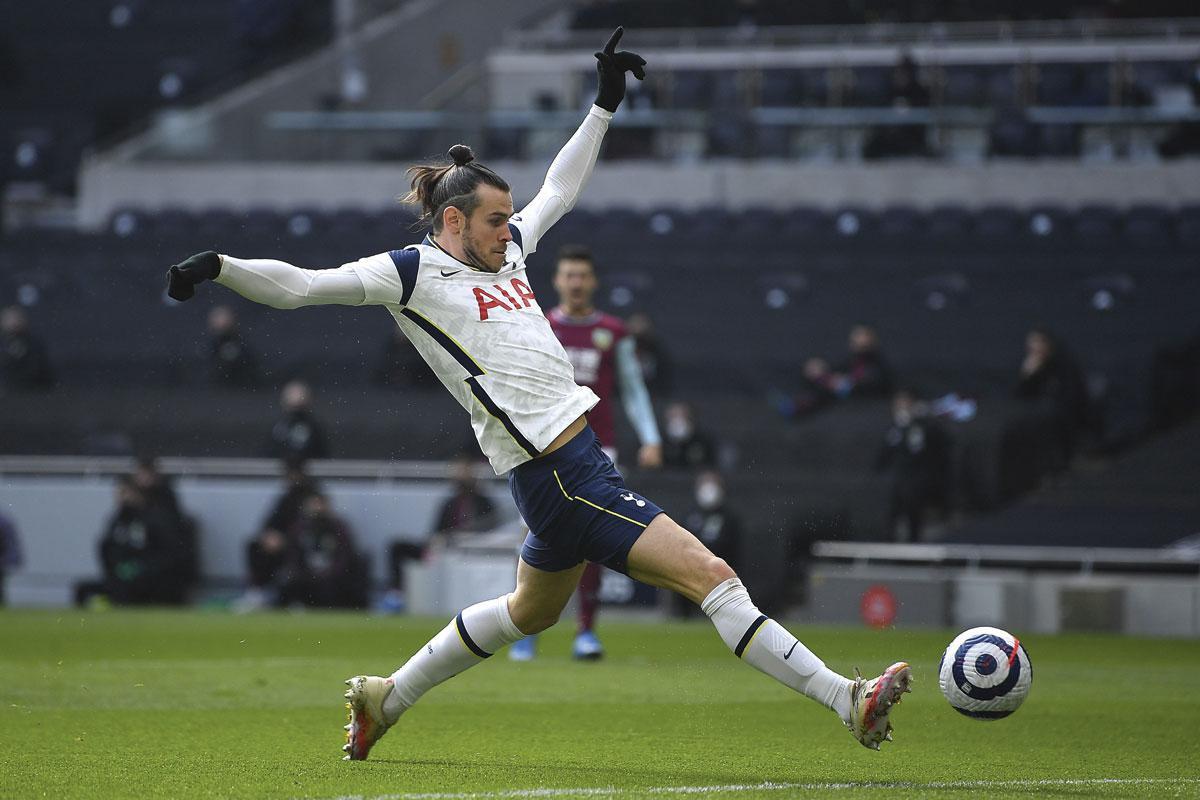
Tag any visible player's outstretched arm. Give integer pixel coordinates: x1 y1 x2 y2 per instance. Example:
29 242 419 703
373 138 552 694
512 27 645 254
166 251 370 308
615 335 662 468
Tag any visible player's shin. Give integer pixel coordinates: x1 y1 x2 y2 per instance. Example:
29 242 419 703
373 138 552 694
701 578 853 722
383 594 523 722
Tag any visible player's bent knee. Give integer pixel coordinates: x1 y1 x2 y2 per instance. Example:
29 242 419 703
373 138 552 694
507 601 562 635
702 555 736 591
515 611 560 636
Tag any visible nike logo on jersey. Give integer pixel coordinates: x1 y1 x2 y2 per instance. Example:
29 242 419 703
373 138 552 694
783 641 798 660
440 269 462 277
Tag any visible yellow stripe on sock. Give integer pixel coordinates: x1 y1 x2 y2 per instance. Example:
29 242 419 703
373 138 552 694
742 619 769 656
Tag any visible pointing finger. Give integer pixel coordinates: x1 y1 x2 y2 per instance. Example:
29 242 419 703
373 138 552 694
603 26 623 55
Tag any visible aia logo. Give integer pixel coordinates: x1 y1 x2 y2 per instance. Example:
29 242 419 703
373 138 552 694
474 278 537 321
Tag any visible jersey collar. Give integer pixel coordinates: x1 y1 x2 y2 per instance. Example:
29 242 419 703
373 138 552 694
424 235 494 272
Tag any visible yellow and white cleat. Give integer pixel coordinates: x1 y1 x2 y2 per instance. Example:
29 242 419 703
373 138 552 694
847 661 912 751
342 675 394 761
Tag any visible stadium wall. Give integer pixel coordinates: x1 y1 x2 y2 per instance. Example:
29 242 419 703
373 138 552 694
0 473 513 607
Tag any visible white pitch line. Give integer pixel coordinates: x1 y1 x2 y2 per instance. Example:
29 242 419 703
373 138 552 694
313 777 1200 800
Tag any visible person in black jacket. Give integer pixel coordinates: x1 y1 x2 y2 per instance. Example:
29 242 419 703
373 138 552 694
1 305 54 392
675 471 742 617
1015 328 1088 467
241 457 320 608
75 475 194 606
876 390 950 542
265 380 330 461
206 305 259 388
276 491 367 609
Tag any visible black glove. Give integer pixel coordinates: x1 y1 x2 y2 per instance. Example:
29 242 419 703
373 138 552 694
166 251 222 302
593 26 646 113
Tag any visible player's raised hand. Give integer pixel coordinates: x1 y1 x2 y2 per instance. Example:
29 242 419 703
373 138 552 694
593 26 646 113
166 251 222 301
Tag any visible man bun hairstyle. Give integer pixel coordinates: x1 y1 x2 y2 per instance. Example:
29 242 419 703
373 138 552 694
448 144 474 166
403 145 510 232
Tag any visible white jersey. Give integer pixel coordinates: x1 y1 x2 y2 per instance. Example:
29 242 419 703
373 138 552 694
347 236 599 473
214 106 613 473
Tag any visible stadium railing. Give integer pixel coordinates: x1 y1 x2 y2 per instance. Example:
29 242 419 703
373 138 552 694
811 540 1200 575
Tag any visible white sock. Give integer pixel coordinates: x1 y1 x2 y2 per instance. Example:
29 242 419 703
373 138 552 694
701 578 853 723
382 594 523 723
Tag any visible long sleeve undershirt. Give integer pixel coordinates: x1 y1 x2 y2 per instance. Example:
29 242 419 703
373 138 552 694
213 106 612 309
615 337 662 447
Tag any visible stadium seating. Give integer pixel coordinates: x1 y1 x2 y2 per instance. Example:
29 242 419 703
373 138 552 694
3 203 1197 549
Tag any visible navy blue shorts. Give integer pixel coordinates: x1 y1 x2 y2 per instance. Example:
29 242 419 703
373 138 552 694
509 426 663 574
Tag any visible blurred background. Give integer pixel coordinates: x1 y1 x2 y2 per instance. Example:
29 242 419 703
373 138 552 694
1 0 1198 636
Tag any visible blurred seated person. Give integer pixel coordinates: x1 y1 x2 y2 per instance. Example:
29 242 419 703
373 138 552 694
675 471 742 617
132 455 182 524
74 475 195 607
275 491 367 609
875 389 950 543
206 305 259 388
662 402 717 469
241 457 320 608
265 380 330 460
1 305 55 392
1158 58 1200 158
0 511 24 606
627 311 673 396
373 327 436 389
381 456 496 612
863 53 931 160
1015 328 1088 466
783 324 894 417
132 455 199 584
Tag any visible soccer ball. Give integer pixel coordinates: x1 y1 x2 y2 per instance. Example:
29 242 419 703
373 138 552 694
938 626 1032 720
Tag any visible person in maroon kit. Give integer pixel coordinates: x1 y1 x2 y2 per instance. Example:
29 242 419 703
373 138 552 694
509 244 662 661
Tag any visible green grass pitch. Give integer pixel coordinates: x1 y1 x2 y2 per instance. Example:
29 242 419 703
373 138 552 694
1 609 1197 799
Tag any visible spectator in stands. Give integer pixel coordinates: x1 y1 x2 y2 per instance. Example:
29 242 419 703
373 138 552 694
1158 58 1200 158
684 471 741 572
373 327 435 389
265 380 330 460
1150 327 1200 431
627 311 673 396
675 471 742 618
381 455 495 613
1015 327 1088 465
207 305 259 388
662 402 717 469
240 457 320 610
0 512 24 606
75 475 194 607
382 455 496 611
241 455 319 599
864 53 930 160
785 324 894 417
429 455 498 543
823 324 894 398
132 455 182 524
276 491 367 609
876 389 951 542
131 455 199 586
1 305 55 392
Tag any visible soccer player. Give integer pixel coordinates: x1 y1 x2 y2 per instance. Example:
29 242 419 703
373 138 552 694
508 245 663 661
164 28 910 759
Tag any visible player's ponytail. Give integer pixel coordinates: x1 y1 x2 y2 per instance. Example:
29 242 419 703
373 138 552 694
403 145 510 232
